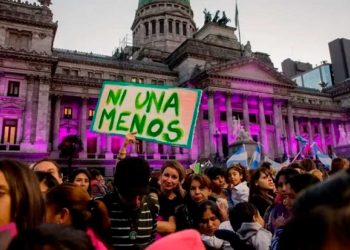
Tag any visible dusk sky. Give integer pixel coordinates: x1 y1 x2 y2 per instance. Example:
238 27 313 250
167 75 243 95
28 0 350 70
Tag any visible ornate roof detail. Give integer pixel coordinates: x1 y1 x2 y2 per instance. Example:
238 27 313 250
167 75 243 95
138 0 190 9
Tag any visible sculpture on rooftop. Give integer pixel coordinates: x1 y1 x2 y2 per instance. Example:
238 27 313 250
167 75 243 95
218 11 231 26
203 9 212 24
212 10 220 22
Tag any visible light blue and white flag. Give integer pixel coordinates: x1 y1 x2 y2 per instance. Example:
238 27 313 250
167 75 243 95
249 143 262 169
264 156 282 171
295 135 309 150
311 144 332 170
227 145 248 167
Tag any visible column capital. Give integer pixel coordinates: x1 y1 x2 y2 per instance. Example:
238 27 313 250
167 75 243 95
224 91 232 98
206 90 215 97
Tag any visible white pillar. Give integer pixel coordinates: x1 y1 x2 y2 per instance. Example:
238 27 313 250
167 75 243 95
258 97 267 154
208 91 216 156
287 103 296 155
79 97 87 158
242 95 250 133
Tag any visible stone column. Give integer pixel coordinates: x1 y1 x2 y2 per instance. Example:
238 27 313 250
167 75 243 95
258 97 268 153
287 103 296 155
16 118 23 144
242 95 250 133
105 135 113 159
307 118 313 143
197 104 205 158
22 76 34 144
34 78 50 151
319 119 326 152
207 91 216 155
52 96 61 151
96 134 101 158
294 117 300 136
331 121 337 147
273 99 282 156
225 92 234 144
79 97 87 158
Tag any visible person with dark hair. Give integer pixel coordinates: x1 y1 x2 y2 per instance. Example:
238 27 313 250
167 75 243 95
175 174 214 231
329 157 349 175
249 168 275 218
34 171 59 194
194 200 225 249
205 167 229 199
229 202 272 250
300 159 317 172
226 164 249 205
264 168 299 234
69 168 91 194
102 157 159 249
45 183 110 250
90 169 107 199
0 159 45 249
7 224 95 250
32 158 63 184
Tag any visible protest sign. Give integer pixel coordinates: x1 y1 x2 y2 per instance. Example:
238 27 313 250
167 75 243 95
90 81 202 148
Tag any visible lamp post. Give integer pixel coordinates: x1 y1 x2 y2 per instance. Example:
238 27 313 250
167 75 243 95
214 129 220 162
281 134 287 161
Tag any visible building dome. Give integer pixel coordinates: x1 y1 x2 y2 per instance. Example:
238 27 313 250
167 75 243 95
138 0 190 9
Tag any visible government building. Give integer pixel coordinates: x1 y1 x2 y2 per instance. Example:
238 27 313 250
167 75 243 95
0 0 349 172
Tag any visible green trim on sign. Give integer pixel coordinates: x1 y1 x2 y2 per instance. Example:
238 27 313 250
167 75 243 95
90 81 203 148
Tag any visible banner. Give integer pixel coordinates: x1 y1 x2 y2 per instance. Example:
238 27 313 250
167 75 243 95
90 81 202 148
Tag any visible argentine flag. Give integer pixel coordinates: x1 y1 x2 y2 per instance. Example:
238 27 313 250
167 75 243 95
296 135 309 149
264 156 282 171
227 145 248 167
311 144 332 170
249 143 262 169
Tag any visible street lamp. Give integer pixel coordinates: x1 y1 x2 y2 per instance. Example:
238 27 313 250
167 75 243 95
214 129 220 162
281 134 287 161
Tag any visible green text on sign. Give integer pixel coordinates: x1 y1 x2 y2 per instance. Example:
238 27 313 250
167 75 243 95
90 81 202 148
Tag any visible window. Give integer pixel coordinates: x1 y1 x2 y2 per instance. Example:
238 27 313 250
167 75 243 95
95 73 102 79
7 29 32 50
158 80 165 85
183 22 187 36
159 19 164 34
1 119 17 144
64 107 73 119
203 110 208 120
88 109 95 120
131 77 137 83
144 22 149 36
88 72 94 78
249 114 257 123
265 115 272 125
117 75 124 81
71 70 79 77
303 125 308 133
232 111 243 121
151 79 157 84
7 81 20 97
151 20 156 34
175 22 180 34
168 20 173 33
110 74 116 80
158 144 164 154
325 126 330 135
314 126 319 134
62 69 70 75
220 112 227 121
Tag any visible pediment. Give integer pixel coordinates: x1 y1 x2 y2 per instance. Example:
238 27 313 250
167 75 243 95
207 58 296 87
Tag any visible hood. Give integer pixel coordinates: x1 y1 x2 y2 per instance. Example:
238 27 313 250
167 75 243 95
237 222 262 241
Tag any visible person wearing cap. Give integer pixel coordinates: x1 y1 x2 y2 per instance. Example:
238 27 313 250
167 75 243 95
102 157 159 249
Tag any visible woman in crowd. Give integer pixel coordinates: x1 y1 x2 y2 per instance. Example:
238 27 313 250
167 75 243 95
195 200 225 249
249 167 275 218
157 160 186 236
90 169 108 199
176 174 213 231
226 164 249 206
45 183 110 249
0 159 46 249
264 168 299 234
69 168 91 193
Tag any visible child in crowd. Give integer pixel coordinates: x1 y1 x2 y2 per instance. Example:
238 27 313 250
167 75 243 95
229 202 272 250
195 200 226 249
227 164 249 205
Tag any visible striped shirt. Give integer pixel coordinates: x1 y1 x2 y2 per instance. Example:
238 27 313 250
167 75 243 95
103 193 159 250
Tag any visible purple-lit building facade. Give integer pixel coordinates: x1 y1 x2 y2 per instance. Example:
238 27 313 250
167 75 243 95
0 0 349 171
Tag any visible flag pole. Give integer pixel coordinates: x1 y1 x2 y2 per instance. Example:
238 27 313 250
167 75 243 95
235 0 243 57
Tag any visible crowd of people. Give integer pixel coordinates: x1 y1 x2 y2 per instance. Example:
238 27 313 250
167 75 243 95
0 133 350 250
